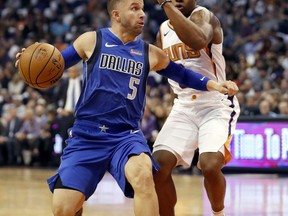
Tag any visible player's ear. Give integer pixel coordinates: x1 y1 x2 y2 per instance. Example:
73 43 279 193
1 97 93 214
111 10 121 22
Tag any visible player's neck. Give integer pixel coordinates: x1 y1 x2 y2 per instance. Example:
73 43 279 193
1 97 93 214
109 26 137 44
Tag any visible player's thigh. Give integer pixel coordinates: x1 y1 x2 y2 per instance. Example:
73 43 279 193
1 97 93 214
153 108 198 167
198 117 230 154
124 153 153 185
109 133 158 198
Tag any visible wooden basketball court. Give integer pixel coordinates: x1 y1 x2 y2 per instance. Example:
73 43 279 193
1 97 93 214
0 167 287 215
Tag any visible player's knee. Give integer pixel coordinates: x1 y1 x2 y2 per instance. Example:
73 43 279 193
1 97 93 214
200 154 223 178
154 165 172 184
128 162 154 196
133 170 155 196
201 162 218 177
52 203 72 216
75 207 83 216
153 150 176 172
52 200 80 216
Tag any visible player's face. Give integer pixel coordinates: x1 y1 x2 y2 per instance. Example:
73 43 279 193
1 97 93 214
172 0 196 17
117 0 145 36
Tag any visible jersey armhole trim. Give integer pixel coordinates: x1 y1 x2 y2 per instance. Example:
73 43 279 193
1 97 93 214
144 42 150 75
86 30 102 78
87 30 102 65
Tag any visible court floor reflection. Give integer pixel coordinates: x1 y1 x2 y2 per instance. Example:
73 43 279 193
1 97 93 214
0 168 287 216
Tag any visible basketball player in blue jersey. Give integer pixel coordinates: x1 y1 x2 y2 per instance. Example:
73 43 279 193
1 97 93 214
15 0 239 215
152 0 240 216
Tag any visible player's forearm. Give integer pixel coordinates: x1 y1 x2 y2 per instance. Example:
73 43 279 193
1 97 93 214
156 60 209 91
61 45 82 70
160 2 210 49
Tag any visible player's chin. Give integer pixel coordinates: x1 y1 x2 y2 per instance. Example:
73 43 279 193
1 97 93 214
136 23 144 29
134 26 144 35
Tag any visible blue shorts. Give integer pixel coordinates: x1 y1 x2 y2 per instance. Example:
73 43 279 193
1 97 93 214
47 120 159 200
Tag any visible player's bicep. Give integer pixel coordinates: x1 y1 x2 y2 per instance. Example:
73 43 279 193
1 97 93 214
149 44 170 72
190 10 213 42
73 31 96 61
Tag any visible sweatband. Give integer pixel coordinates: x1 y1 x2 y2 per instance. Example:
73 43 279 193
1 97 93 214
157 60 210 91
61 45 82 70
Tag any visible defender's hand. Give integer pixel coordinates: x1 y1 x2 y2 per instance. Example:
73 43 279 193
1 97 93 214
207 80 238 96
221 80 239 96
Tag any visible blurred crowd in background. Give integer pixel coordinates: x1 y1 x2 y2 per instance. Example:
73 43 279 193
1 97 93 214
0 0 287 167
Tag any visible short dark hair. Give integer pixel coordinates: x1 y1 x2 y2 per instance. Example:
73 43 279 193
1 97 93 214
107 0 119 16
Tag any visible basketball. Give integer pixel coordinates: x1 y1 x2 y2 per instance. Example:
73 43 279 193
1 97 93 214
17 42 65 89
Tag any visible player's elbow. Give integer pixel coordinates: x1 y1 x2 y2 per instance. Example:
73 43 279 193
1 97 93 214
186 37 208 50
182 31 210 50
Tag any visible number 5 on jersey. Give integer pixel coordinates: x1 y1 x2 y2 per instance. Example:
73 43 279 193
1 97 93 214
127 77 140 100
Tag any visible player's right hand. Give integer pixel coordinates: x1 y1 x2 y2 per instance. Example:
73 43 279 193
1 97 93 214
15 48 26 68
207 80 238 96
221 80 239 96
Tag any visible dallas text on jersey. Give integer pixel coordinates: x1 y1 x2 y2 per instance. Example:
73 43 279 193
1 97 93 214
99 53 143 76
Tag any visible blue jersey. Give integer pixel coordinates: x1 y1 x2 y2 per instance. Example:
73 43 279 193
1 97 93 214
75 28 150 129
47 29 160 199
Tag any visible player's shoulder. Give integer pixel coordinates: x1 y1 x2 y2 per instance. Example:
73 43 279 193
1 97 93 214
75 31 97 48
159 20 170 29
192 5 221 27
74 31 97 60
192 5 211 15
159 20 170 35
77 31 97 42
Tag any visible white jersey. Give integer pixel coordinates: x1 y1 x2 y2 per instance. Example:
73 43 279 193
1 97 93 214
154 6 240 168
159 6 226 100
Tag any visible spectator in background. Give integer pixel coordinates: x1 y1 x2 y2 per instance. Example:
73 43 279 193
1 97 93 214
38 107 60 167
239 79 255 96
50 17 70 39
1 94 26 119
0 48 11 68
34 103 48 128
261 79 273 92
280 79 288 95
2 106 23 165
0 119 6 165
258 99 278 117
278 101 288 116
268 56 285 84
242 94 260 116
15 108 42 165
54 65 82 150
7 73 25 95
261 91 279 114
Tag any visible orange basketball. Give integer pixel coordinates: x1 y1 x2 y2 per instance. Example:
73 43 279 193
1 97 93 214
18 42 65 89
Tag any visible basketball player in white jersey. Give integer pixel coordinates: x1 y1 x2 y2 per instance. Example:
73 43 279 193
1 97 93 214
152 0 240 216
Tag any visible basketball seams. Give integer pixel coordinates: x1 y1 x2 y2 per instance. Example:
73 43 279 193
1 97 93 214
28 43 43 85
35 46 64 88
18 58 28 84
18 42 64 89
34 45 55 88
30 72 62 87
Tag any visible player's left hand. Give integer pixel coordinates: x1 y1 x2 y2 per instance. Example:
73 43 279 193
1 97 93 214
15 42 40 68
